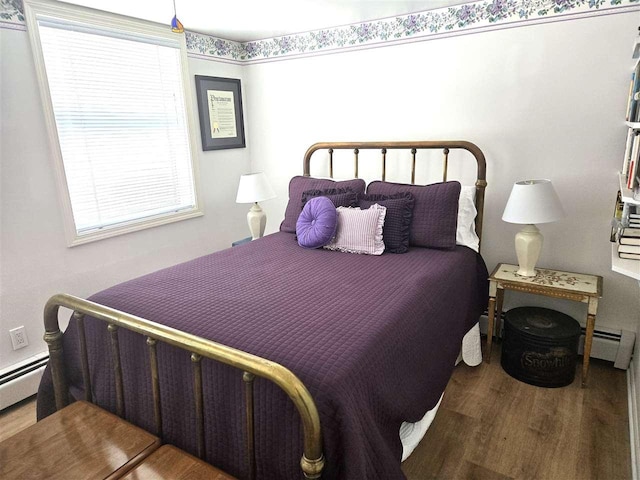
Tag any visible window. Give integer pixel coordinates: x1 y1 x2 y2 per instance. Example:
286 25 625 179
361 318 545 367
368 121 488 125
25 0 202 246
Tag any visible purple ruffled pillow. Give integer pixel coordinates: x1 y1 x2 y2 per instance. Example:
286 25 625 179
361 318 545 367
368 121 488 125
280 176 366 233
296 196 338 249
358 192 415 254
366 180 461 249
301 188 358 209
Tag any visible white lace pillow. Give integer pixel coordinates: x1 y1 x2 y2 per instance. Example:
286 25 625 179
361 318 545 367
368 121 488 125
457 186 480 252
324 204 387 255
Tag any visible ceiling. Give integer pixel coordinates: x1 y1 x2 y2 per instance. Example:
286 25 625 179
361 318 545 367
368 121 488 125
57 0 470 42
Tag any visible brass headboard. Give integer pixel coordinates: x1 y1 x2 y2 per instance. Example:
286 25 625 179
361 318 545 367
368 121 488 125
303 141 487 250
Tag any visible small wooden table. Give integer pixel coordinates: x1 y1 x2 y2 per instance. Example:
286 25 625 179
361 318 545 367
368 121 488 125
487 263 603 387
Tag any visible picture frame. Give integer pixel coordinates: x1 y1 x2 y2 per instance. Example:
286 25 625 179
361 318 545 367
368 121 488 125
194 75 246 150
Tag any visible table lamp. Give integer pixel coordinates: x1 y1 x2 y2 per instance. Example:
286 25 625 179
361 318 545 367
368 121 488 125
236 172 276 240
502 179 565 277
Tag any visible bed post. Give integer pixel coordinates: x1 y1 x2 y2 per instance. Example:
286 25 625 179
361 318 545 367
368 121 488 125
43 296 69 411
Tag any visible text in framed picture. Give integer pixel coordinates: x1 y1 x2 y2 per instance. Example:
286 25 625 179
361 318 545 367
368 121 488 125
195 75 246 150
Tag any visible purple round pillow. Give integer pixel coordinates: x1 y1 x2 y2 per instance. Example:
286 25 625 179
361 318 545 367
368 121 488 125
296 196 338 249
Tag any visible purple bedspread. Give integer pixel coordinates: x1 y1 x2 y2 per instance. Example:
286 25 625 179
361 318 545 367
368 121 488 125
38 232 488 479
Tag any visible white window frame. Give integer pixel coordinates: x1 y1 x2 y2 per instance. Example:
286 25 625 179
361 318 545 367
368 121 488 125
24 0 203 247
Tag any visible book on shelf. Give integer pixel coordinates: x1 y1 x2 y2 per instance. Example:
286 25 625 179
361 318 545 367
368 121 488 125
619 244 640 254
623 129 635 175
626 72 635 121
628 158 639 189
621 236 640 245
622 227 640 238
626 134 640 188
618 227 640 260
614 225 640 245
627 66 640 121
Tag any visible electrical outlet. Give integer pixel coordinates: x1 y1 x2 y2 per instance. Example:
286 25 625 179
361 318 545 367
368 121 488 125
9 326 28 350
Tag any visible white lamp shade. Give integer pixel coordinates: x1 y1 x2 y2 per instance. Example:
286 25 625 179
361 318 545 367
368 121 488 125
502 179 565 225
236 172 276 204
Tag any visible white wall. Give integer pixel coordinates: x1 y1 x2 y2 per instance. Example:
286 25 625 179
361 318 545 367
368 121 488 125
246 12 640 334
0 28 252 371
2 8 639 382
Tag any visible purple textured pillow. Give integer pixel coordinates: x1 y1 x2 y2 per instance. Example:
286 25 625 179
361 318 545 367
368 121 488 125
280 176 366 233
358 192 415 253
302 188 357 209
366 181 461 249
296 196 338 249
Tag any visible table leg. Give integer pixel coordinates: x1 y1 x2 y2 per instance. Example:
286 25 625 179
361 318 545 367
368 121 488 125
495 289 505 340
581 311 597 388
486 296 496 364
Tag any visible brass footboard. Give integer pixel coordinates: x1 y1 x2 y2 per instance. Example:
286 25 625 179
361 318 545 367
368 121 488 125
43 293 325 480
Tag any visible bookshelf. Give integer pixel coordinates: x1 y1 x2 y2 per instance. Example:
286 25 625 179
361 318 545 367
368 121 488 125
612 36 640 280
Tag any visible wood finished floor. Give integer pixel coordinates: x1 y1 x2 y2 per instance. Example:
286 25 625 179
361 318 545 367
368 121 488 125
0 342 631 479
401 343 631 480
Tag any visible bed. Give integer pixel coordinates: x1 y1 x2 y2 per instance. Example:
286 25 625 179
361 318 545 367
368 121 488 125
37 140 489 480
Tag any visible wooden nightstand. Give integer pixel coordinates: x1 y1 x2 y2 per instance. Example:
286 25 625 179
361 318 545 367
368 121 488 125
487 263 603 387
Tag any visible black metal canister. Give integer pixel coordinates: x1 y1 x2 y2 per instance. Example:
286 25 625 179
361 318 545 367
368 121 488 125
501 306 580 388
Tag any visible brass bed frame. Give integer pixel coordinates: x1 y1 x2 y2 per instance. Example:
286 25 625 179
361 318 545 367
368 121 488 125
43 140 487 480
303 140 487 248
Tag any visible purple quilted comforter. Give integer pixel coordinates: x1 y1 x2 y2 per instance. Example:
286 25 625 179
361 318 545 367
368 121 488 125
38 232 488 479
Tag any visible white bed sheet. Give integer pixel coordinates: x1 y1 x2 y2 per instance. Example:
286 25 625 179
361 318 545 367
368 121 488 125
400 322 481 461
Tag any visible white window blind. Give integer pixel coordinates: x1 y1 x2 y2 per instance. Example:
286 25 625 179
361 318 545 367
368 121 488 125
30 7 200 243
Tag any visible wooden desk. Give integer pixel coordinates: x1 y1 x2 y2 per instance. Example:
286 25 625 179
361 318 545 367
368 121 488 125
487 263 603 387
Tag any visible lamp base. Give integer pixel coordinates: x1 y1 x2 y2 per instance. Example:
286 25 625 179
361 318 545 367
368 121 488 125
514 224 543 277
247 203 266 240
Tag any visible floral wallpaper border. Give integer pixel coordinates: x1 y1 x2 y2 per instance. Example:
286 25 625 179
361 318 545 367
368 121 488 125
187 0 640 63
2 0 639 63
1 0 24 28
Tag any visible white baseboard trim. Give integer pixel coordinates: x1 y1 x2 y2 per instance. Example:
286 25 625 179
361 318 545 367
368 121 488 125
628 362 639 480
0 352 48 410
0 365 45 410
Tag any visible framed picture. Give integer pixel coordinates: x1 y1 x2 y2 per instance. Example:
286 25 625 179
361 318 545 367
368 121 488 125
194 75 246 150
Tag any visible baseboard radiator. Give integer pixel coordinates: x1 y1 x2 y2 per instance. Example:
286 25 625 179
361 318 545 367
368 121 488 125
0 353 48 410
479 315 635 370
